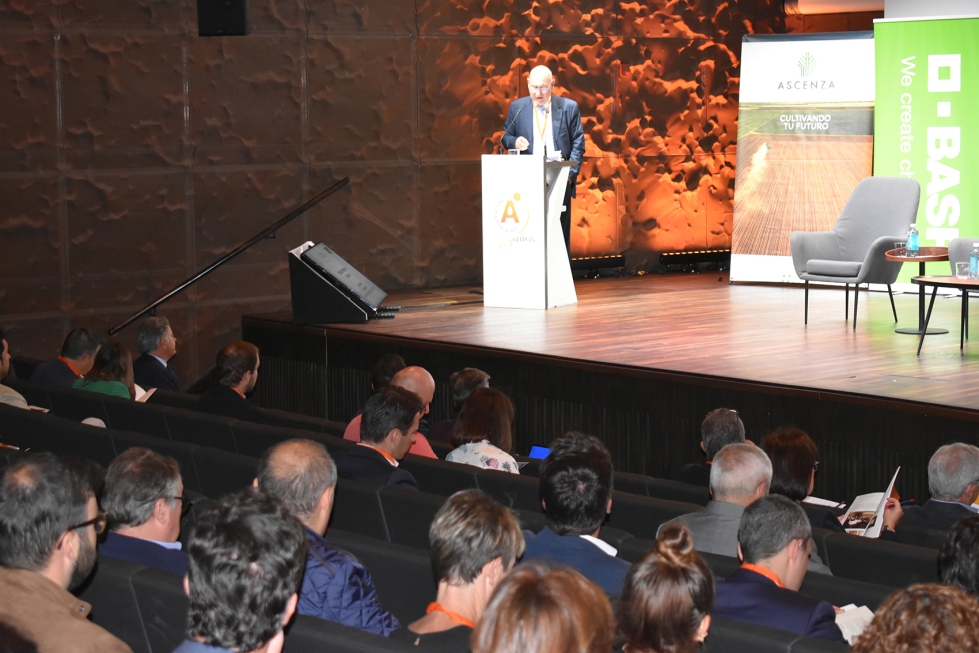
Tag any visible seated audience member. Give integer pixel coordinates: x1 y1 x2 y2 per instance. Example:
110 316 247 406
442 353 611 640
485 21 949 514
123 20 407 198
132 316 182 393
712 495 845 643
0 327 28 409
428 368 491 443
393 489 525 649
73 340 135 400
658 443 771 558
938 515 979 596
679 408 745 488
446 388 519 474
619 525 713 653
174 489 306 653
344 365 437 458
256 439 399 635
851 583 979 653
472 565 614 653
0 453 131 653
100 448 188 576
30 327 101 387
893 443 979 544
197 341 268 423
522 432 630 596
335 386 423 488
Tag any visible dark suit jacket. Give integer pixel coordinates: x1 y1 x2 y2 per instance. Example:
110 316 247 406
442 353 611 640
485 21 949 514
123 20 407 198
522 526 630 597
99 531 188 576
197 384 268 424
678 462 711 488
713 568 845 643
335 445 418 489
132 354 183 393
882 499 978 547
501 95 586 188
30 358 80 388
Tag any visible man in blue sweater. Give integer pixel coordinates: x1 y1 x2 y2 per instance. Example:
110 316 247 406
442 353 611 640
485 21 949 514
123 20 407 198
256 439 400 636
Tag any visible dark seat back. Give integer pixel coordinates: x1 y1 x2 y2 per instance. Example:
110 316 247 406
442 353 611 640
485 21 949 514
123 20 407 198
606 492 702 540
645 477 711 506
4 377 51 408
326 530 436 625
704 617 847 653
164 407 238 452
331 478 390 541
103 397 171 439
397 455 479 496
146 388 200 411
76 556 153 653
109 430 203 495
824 533 938 588
46 383 109 422
130 567 188 653
476 469 541 511
283 614 415 653
190 447 257 499
378 486 446 549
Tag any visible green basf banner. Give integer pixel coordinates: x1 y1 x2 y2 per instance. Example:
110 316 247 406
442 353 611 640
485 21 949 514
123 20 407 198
874 17 979 282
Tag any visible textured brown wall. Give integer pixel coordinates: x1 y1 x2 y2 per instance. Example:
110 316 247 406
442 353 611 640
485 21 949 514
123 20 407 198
0 0 877 384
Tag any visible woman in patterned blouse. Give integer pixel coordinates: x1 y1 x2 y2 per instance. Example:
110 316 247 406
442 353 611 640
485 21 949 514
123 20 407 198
446 388 520 474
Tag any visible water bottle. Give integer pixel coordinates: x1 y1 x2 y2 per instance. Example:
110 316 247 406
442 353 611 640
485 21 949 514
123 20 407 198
970 243 979 280
906 224 919 256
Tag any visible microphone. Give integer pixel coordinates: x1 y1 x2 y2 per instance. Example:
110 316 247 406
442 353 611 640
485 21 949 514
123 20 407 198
501 106 525 153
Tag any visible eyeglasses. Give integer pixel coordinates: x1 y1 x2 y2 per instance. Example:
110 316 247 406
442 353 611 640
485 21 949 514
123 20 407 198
142 495 193 517
813 461 820 472
69 510 108 536
529 84 552 93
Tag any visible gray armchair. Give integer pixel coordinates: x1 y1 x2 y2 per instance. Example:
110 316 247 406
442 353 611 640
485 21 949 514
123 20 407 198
947 237 979 340
790 177 921 328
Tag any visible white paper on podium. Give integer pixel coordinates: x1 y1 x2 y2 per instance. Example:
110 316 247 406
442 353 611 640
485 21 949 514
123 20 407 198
481 154 577 309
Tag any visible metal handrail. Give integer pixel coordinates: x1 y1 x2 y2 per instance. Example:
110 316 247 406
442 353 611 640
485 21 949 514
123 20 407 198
108 177 350 335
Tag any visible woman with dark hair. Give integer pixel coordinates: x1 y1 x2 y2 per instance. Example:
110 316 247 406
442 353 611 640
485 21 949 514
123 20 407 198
446 388 519 474
619 525 713 653
472 564 614 653
851 584 979 652
938 515 979 596
393 489 524 651
73 340 135 400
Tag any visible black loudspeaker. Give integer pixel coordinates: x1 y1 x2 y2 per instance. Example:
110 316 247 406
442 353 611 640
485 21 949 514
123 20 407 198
288 245 370 324
197 0 249 36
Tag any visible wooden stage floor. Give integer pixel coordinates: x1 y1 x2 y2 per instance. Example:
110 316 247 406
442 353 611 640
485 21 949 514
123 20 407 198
332 273 979 419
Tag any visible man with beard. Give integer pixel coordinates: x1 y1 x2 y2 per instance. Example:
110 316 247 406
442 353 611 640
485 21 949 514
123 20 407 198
197 341 269 424
0 453 132 653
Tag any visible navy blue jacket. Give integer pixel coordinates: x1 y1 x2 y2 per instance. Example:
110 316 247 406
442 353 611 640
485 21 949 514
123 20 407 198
99 531 188 576
299 528 400 636
197 384 268 424
133 354 183 393
521 526 630 597
30 358 80 388
334 445 418 489
713 567 845 643
501 95 586 189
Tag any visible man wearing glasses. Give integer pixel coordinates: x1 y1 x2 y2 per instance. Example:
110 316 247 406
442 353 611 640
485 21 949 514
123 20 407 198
501 65 586 258
0 452 131 653
100 447 190 576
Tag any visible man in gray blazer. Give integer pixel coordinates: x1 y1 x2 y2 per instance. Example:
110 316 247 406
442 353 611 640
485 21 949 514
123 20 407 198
659 443 770 557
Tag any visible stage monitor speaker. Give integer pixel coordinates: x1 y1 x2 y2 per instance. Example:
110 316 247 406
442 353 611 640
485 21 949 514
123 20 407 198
197 0 249 36
288 242 369 324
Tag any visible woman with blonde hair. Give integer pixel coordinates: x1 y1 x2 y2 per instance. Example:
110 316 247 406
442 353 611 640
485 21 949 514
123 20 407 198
472 563 613 653
618 525 713 653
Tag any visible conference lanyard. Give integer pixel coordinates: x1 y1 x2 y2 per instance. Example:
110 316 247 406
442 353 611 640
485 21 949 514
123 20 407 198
426 602 475 628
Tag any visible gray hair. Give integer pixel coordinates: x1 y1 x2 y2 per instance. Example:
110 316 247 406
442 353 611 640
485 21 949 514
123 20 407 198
256 439 336 521
928 444 979 501
430 489 525 585
137 316 171 356
702 408 745 460
738 494 811 564
710 443 772 501
449 368 491 412
104 448 181 529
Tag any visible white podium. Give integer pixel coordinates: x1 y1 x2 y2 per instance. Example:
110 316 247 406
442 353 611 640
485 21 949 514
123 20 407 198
481 154 578 309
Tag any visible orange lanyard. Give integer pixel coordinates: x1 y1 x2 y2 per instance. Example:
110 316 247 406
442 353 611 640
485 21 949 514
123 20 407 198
59 356 82 378
231 387 246 399
741 563 785 588
426 602 475 628
534 104 549 140
357 442 397 466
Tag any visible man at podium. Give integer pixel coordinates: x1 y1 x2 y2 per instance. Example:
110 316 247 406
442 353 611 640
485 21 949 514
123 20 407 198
501 65 585 257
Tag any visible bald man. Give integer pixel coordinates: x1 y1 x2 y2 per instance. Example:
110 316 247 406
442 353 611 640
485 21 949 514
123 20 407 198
501 65 586 257
255 440 400 635
343 365 438 458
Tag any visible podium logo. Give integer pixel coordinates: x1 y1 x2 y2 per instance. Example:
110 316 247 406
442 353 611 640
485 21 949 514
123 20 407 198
494 193 531 234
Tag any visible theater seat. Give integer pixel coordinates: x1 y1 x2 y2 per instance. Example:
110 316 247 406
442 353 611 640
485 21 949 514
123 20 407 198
705 617 847 653
397 455 479 495
109 431 203 495
189 447 257 499
4 377 51 409
130 567 187 653
103 397 170 439
283 614 414 653
379 486 446 549
606 492 702 540
330 478 390 541
46 384 109 423
475 468 541 512
76 556 153 653
163 407 238 452
824 533 938 588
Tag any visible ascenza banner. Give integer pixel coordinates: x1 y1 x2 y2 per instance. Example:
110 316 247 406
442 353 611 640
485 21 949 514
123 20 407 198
874 16 979 283
731 33 876 283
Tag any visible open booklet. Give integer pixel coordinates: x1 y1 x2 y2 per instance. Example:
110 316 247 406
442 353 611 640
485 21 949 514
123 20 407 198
840 468 900 538
135 386 156 403
835 604 875 644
